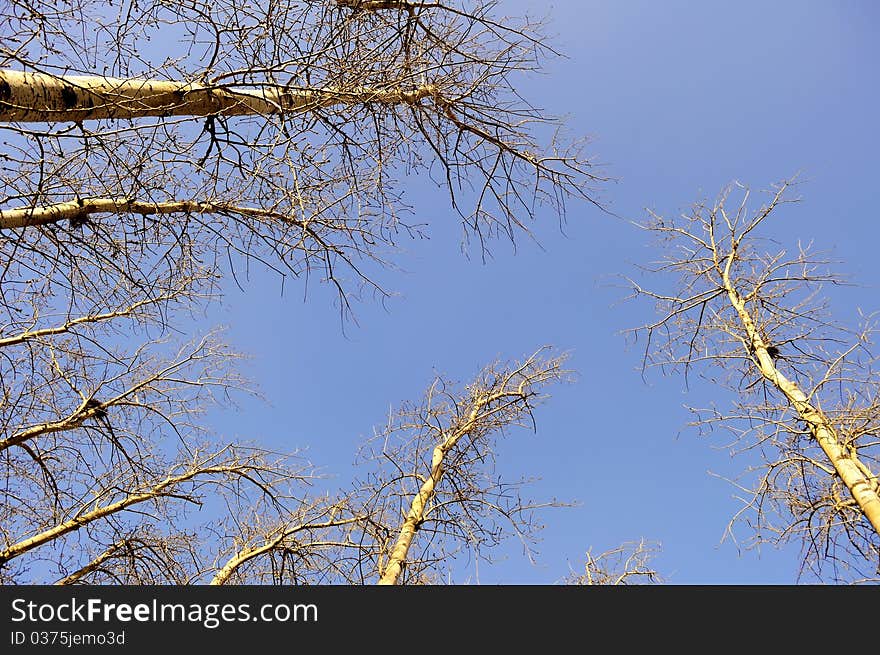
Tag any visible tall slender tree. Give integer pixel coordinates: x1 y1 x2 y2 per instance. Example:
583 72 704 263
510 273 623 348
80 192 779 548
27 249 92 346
1 0 600 314
0 1 609 584
630 179 880 582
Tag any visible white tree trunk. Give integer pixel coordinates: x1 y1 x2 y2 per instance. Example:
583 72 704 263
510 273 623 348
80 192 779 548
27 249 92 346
0 69 436 122
721 259 880 536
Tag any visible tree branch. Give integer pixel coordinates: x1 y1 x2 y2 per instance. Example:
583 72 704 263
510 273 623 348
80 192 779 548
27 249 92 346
0 70 438 123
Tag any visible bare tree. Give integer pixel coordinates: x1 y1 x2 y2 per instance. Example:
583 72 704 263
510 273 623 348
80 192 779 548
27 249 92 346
205 348 662 586
356 348 571 585
629 178 880 583
563 539 663 585
1 0 602 316
0 265 575 584
0 1 614 584
207 348 574 585
0 243 339 583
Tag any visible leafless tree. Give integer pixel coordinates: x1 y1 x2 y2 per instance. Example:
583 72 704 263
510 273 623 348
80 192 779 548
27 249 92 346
205 348 574 585
629 178 880 583
206 348 663 586
0 1 635 585
354 348 571 585
0 266 576 584
563 539 663 585
1 0 602 317
0 244 345 584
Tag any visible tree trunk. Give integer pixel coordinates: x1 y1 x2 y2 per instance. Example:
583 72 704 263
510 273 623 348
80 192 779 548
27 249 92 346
721 259 880 536
0 69 436 123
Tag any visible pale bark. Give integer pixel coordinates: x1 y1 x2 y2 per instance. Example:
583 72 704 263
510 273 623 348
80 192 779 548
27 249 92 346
0 336 208 454
0 69 437 123
210 517 361 585
378 401 483 585
0 465 243 566
0 405 108 453
720 247 880 536
0 295 176 346
55 540 127 585
0 197 306 230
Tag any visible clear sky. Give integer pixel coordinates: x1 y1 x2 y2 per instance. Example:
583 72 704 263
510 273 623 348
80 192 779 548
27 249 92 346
206 0 880 583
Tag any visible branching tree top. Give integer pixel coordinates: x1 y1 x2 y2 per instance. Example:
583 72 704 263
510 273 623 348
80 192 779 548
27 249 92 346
629 179 880 583
0 2 614 585
1 0 603 315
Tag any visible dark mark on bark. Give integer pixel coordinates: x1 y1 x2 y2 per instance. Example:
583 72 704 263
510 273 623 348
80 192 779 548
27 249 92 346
0 78 10 112
60 85 78 108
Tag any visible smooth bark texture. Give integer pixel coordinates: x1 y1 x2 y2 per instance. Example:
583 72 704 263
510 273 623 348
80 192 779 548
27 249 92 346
633 180 880 580
55 541 127 585
0 69 437 122
210 517 362 585
0 197 305 230
376 370 549 585
722 268 880 535
0 466 239 566
377 404 481 585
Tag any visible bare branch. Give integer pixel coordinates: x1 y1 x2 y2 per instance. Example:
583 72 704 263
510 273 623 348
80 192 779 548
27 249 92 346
563 539 663 585
342 348 573 585
629 178 880 582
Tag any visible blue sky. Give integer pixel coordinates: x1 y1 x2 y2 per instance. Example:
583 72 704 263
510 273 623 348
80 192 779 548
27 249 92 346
207 1 880 583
